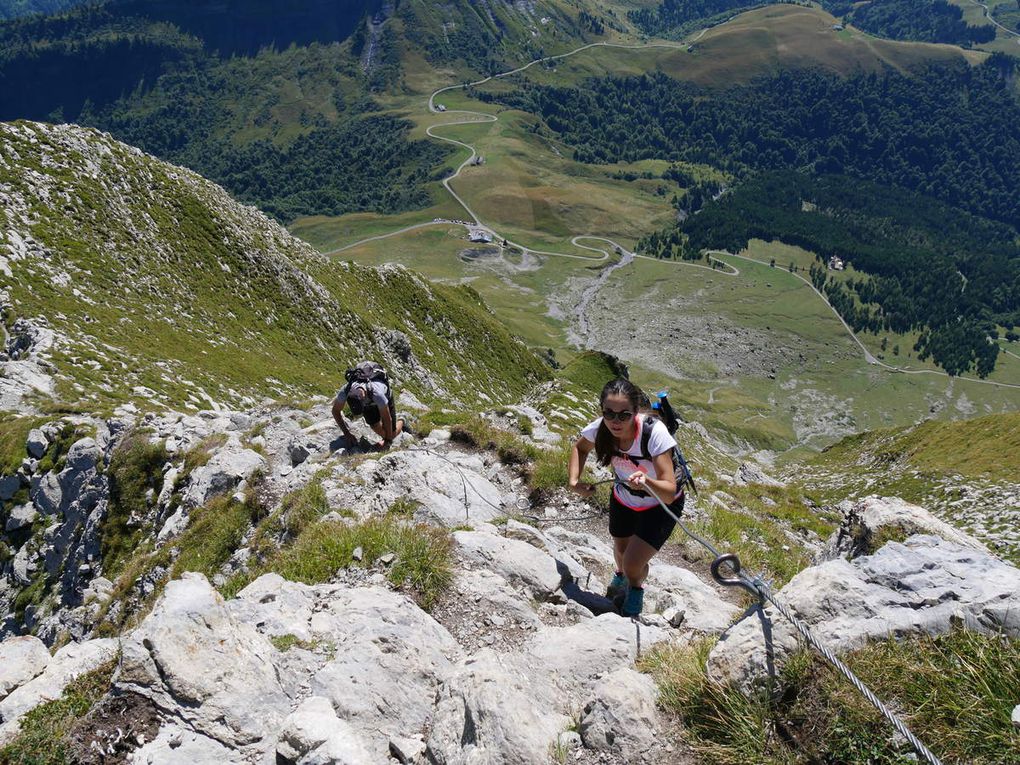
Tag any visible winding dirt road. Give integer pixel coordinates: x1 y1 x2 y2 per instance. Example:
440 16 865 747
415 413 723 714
329 35 1019 391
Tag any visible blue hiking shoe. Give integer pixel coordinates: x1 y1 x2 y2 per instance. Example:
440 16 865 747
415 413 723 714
605 572 628 600
621 587 644 617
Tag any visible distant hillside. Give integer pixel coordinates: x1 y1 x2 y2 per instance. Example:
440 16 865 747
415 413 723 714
798 412 1020 561
842 0 996 45
0 121 550 412
0 0 84 19
0 0 605 221
655 171 1019 378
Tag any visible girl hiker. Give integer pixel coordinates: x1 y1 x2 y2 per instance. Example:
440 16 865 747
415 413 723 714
567 378 684 617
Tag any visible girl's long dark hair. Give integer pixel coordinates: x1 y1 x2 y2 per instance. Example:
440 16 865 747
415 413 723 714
594 378 646 466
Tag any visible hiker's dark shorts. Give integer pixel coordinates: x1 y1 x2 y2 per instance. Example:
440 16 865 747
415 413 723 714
361 396 396 427
609 493 682 550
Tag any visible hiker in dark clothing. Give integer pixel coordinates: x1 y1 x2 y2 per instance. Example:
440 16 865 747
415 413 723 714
332 361 406 450
566 378 683 617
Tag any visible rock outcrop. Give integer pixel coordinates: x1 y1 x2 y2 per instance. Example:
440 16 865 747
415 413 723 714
708 531 1020 689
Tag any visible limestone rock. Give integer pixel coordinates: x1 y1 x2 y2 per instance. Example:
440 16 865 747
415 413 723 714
129 724 244 765
347 450 510 526
4 503 37 532
733 461 784 487
454 530 567 602
32 471 62 515
26 429 48 459
821 495 987 562
1012 704 1020 730
427 649 571 765
0 638 118 743
708 535 1020 689
580 668 661 761
0 474 21 501
307 587 461 759
525 615 670 697
228 573 318 643
64 437 100 472
0 635 50 701
116 573 288 749
276 696 372 764
287 439 311 466
182 448 265 509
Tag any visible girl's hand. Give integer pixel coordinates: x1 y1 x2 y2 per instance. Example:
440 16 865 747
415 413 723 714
570 481 595 498
626 471 647 490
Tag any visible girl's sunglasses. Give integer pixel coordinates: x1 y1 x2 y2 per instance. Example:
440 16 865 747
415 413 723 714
602 408 634 422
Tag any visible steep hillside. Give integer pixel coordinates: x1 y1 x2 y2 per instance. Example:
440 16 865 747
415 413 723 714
0 0 610 221
0 0 84 19
795 412 1020 562
0 120 549 412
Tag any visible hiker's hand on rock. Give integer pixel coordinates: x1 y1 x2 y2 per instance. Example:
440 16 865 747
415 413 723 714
570 481 595 498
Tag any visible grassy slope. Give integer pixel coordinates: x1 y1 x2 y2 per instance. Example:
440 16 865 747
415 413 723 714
296 5 1020 453
813 411 1020 484
0 121 549 412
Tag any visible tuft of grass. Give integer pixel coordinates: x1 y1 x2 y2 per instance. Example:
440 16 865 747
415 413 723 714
169 494 263 580
246 479 332 563
449 416 539 466
0 658 117 765
94 492 264 636
0 415 46 475
236 516 453 610
101 434 169 579
386 496 421 518
639 637 782 763
180 433 228 477
688 483 836 587
527 440 583 496
779 629 1020 764
641 629 1020 765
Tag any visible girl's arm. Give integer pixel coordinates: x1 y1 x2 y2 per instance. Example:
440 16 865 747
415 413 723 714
568 437 596 497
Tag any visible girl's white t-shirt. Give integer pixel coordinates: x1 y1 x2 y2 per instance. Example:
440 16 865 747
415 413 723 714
579 414 679 510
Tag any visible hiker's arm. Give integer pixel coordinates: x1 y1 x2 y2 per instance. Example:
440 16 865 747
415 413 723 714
568 437 595 497
379 405 396 443
626 451 676 504
332 400 355 443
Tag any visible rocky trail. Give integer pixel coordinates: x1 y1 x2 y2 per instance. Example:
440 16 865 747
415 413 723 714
1 394 1018 764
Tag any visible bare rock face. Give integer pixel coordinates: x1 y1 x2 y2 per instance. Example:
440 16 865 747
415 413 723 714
276 696 373 764
25 428 48 459
820 495 988 562
427 648 572 765
180 447 266 510
116 573 289 750
732 461 784 487
454 530 569 602
0 317 58 411
339 450 514 526
0 637 118 744
580 668 662 760
305 587 461 760
0 635 50 701
707 534 1020 689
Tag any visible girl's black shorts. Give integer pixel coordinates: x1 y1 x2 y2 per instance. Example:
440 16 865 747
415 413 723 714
609 492 683 550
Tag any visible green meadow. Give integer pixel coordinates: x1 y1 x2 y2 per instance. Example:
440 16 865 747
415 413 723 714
291 6 1020 451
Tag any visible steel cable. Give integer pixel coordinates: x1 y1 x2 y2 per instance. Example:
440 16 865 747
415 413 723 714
642 485 943 765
